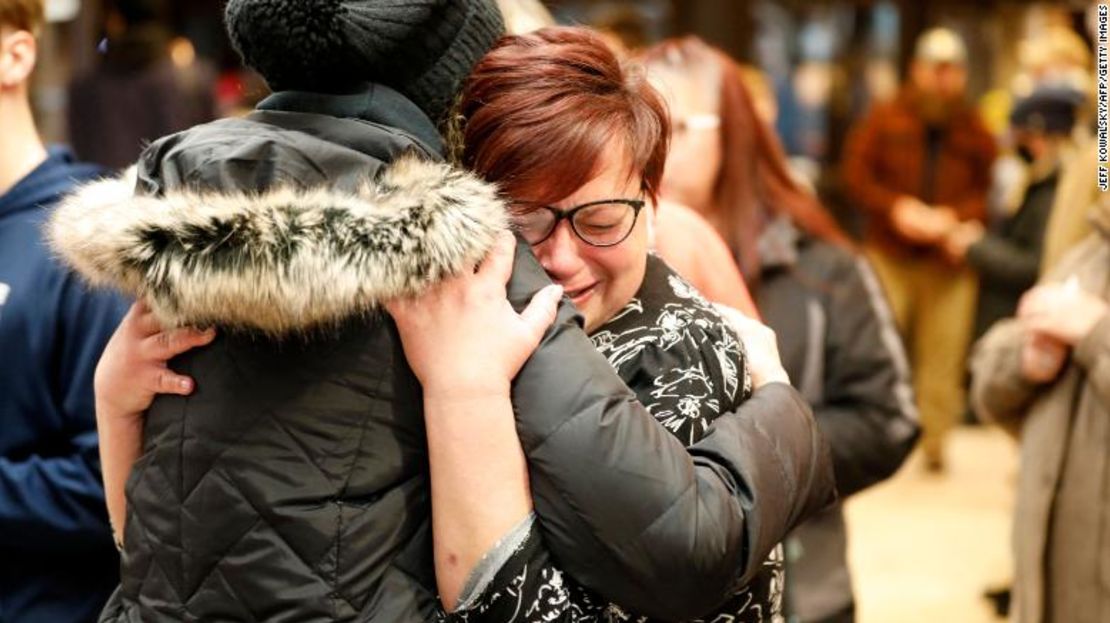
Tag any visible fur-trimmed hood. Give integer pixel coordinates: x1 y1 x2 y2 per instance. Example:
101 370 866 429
48 156 508 334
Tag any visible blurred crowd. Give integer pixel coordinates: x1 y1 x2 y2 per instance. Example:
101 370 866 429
1 1 1108 622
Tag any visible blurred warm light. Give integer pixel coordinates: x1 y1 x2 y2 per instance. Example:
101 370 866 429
170 37 196 69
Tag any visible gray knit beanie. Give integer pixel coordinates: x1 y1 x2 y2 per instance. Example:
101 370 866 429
225 0 505 122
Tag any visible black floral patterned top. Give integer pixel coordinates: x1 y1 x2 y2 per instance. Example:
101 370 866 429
439 255 784 623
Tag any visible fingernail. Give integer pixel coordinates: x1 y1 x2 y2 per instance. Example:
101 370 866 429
179 378 192 392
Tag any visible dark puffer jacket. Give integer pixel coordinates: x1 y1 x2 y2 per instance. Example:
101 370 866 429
755 218 919 622
50 86 835 622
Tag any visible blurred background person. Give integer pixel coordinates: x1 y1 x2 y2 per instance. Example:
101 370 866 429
944 85 1083 344
643 36 919 623
1035 17 1099 276
981 23 1092 277
67 0 215 170
970 196 1110 623
0 0 127 620
840 27 996 473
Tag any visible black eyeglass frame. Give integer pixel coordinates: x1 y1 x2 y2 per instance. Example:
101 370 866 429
516 198 647 248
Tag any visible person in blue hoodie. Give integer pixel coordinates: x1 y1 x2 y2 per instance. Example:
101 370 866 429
0 1 129 620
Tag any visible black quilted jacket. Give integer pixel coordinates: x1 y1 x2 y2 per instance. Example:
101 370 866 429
49 86 835 622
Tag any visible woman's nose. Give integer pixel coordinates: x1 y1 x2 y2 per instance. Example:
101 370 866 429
535 222 584 277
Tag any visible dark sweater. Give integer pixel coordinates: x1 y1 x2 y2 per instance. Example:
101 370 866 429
968 171 1059 341
0 147 127 622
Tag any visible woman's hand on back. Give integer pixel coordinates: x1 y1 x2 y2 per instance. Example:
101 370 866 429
95 301 215 421
386 231 564 399
714 303 791 388
95 300 215 547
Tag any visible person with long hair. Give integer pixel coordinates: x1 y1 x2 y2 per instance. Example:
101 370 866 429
641 37 919 623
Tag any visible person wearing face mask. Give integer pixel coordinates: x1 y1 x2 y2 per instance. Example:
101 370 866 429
841 27 997 473
944 86 1084 344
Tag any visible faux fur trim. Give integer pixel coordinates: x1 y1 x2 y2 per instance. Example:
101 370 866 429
49 157 508 334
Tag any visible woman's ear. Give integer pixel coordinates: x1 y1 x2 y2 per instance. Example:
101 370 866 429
0 29 37 89
646 199 657 248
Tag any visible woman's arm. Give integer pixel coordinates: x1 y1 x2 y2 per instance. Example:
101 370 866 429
386 233 562 610
92 302 214 544
391 236 810 619
393 236 834 620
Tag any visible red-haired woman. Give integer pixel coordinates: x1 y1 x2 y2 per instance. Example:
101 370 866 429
388 27 812 622
642 38 919 623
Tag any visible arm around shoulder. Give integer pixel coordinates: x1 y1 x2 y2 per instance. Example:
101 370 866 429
507 243 834 619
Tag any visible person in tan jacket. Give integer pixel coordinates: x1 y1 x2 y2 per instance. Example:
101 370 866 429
841 28 996 471
970 200 1110 623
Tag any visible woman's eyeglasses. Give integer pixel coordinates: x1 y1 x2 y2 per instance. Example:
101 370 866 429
513 198 646 247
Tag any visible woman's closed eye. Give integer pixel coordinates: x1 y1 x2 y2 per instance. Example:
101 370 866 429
576 204 630 230
577 219 621 233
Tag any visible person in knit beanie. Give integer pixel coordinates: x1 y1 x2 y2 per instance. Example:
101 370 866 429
52 2 524 621
224 0 504 123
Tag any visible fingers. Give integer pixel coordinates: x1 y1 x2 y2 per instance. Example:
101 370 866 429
712 303 746 321
1023 312 1056 333
1016 288 1052 319
1028 331 1065 350
1016 289 1040 318
1021 333 1067 383
712 303 748 330
519 284 563 340
477 231 517 287
150 368 196 395
142 326 216 361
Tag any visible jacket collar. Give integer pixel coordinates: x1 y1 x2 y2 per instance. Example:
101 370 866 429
256 84 445 158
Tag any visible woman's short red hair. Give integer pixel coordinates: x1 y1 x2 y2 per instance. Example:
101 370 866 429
459 27 669 206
